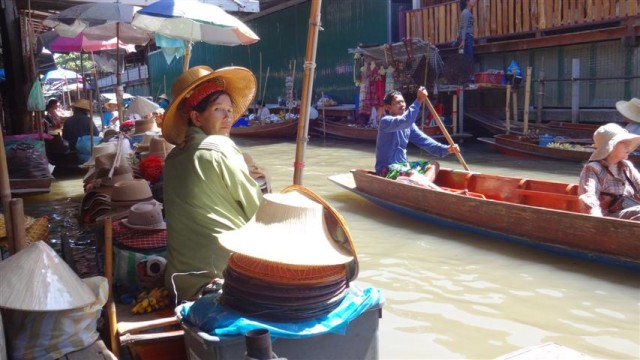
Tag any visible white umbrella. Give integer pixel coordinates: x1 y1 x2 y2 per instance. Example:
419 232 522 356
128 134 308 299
43 2 153 126
131 0 260 71
42 3 152 46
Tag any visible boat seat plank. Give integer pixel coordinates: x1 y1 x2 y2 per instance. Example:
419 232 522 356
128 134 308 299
515 189 579 202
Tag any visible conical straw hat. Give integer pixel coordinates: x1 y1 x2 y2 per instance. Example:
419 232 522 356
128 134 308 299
0 241 96 311
218 192 353 266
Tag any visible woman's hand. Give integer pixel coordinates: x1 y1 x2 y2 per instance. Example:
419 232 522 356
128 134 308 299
448 144 460 154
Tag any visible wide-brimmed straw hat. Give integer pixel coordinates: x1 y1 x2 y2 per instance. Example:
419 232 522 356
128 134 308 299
163 66 257 146
589 123 640 161
73 99 92 111
122 201 166 230
616 98 640 124
104 99 118 110
0 241 96 311
219 191 354 266
282 185 359 281
158 94 169 101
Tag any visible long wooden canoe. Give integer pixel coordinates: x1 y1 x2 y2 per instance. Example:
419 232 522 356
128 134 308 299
466 111 600 138
478 134 640 163
312 119 471 142
231 119 316 138
330 169 640 270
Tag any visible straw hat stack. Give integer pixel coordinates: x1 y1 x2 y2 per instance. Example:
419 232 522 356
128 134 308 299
217 188 358 322
113 201 167 289
82 179 155 225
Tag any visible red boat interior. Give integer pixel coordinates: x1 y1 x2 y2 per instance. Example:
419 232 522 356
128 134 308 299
432 169 583 213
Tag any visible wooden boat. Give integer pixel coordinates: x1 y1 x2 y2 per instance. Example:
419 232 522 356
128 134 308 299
466 110 600 138
478 134 640 163
330 169 640 270
312 119 471 142
231 118 315 138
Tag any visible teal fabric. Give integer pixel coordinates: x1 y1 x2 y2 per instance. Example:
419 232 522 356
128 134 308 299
163 127 262 301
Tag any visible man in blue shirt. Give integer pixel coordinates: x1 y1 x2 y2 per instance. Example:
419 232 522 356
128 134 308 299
375 87 459 179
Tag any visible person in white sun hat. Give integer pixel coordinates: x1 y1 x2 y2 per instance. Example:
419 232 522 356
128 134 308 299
578 123 640 220
615 97 640 135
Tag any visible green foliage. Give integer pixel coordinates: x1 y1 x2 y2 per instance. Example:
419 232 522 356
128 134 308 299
54 53 94 73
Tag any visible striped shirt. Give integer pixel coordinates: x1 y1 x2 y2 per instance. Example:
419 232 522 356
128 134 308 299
578 160 640 216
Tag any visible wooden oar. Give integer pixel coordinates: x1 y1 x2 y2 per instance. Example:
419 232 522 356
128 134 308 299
423 97 470 171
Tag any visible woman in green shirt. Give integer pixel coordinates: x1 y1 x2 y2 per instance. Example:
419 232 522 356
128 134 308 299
162 66 263 302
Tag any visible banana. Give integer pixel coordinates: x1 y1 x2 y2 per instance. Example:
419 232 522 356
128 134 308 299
131 287 172 315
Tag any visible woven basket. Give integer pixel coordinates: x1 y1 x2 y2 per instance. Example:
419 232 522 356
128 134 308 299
0 215 49 250
0 214 36 238
228 253 346 286
25 217 49 244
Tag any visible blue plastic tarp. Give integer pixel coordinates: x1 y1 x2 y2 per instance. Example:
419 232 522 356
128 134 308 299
179 286 384 339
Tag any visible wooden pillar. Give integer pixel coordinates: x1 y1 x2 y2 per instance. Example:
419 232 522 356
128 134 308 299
505 84 511 134
536 57 545 123
0 0 30 134
452 92 458 135
0 125 13 254
9 198 26 253
523 67 533 133
571 58 580 123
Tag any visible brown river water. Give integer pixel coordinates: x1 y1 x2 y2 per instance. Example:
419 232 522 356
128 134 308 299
17 134 640 359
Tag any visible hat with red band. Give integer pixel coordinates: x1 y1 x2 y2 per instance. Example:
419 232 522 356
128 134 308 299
162 66 256 146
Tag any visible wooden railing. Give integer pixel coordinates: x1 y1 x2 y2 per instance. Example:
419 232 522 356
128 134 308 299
406 0 640 45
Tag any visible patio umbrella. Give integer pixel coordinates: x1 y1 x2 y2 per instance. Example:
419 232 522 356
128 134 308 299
43 2 153 126
131 0 260 71
43 68 82 83
48 33 135 53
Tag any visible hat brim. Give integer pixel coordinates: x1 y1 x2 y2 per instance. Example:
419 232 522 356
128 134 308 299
589 132 640 161
616 99 640 124
281 185 359 282
121 219 166 230
163 67 257 146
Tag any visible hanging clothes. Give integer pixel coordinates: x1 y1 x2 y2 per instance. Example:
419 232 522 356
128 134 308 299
362 61 384 115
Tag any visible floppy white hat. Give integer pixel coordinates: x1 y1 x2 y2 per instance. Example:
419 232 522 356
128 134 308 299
122 201 166 230
589 123 640 161
0 241 96 311
218 192 354 266
615 98 640 124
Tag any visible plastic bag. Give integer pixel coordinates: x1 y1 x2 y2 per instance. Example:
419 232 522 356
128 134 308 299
6 140 52 179
27 79 46 111
3 277 108 359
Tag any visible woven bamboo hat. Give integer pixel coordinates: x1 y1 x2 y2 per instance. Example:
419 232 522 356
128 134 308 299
163 66 256 146
615 98 640 123
73 99 91 111
0 241 96 311
589 123 640 161
219 191 354 266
